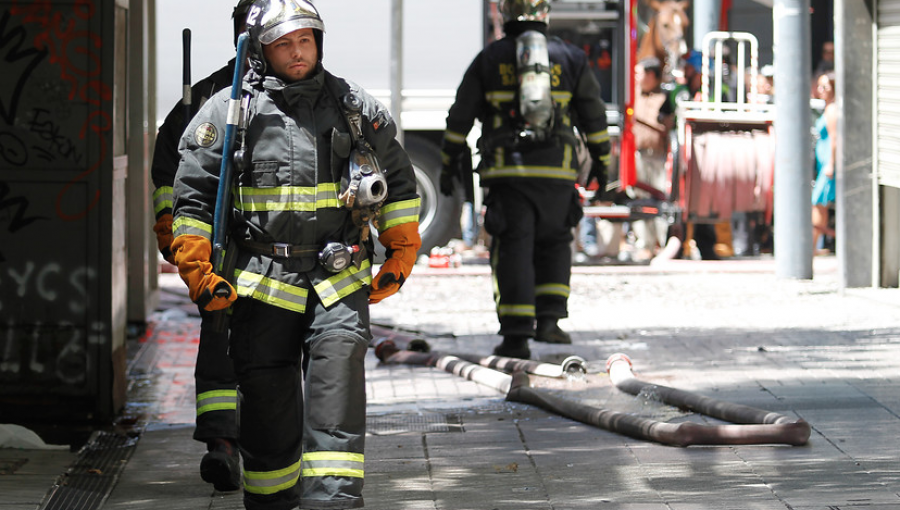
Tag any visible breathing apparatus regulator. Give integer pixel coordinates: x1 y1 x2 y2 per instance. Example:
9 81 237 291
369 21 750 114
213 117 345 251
321 92 389 272
338 94 388 210
515 30 555 142
336 92 389 258
318 241 362 273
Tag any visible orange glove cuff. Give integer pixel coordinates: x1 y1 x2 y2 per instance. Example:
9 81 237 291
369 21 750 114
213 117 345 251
370 222 421 304
172 234 236 311
153 214 176 265
378 222 421 273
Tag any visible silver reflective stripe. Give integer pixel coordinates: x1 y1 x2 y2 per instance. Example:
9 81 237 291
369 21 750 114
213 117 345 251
196 389 238 416
234 184 341 212
444 129 467 144
243 460 301 495
314 260 372 308
486 90 516 107
234 270 309 313
498 304 535 318
535 283 569 298
481 165 578 181
172 216 213 239
301 451 364 479
153 186 173 215
587 129 610 144
378 198 420 230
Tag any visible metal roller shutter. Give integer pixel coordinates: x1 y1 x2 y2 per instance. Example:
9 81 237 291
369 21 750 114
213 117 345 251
878 0 900 188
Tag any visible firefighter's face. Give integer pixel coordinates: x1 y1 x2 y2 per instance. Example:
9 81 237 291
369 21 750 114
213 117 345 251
263 28 318 82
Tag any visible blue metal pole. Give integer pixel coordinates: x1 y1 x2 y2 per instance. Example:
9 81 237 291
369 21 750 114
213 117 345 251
212 32 249 272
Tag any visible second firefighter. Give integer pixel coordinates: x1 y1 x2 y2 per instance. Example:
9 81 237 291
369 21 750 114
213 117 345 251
440 0 611 359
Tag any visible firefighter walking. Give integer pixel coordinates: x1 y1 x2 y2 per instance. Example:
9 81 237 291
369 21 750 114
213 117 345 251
440 0 611 359
150 0 255 492
170 1 421 509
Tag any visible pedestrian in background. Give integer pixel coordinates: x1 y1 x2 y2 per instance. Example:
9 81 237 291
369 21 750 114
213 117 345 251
149 0 254 492
440 0 611 359
812 71 837 254
171 1 421 508
811 40 835 97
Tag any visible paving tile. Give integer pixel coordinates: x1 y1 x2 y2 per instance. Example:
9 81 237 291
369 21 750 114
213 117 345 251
9 264 900 510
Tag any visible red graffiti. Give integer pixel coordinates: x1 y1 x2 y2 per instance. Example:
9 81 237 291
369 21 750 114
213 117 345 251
11 0 110 221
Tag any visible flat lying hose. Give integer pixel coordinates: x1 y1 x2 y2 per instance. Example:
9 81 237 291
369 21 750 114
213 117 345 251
602 353 810 446
379 347 810 447
379 350 513 394
451 352 587 379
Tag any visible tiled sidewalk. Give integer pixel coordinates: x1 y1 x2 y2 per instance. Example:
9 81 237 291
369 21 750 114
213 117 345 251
6 257 900 510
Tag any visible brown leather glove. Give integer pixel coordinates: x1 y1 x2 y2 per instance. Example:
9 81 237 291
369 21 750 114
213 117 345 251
370 222 421 304
171 234 237 311
152 214 176 265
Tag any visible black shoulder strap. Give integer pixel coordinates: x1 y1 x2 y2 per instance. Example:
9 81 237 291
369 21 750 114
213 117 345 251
323 72 368 148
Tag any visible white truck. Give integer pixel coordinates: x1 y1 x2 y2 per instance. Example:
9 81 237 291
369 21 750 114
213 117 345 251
156 0 626 253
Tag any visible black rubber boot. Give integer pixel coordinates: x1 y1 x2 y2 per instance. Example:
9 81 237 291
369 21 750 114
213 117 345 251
200 437 241 491
534 319 572 344
493 336 531 359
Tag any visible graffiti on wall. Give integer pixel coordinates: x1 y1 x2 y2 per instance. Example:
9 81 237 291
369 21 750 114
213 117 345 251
0 256 99 387
1 0 109 392
1 0 110 220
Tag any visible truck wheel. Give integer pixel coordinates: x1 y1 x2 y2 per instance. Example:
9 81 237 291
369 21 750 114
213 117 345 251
405 134 461 255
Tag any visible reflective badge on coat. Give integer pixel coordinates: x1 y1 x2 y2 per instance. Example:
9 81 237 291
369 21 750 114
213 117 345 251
195 123 218 148
371 111 389 132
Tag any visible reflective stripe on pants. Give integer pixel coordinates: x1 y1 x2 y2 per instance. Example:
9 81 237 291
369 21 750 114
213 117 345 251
229 290 370 510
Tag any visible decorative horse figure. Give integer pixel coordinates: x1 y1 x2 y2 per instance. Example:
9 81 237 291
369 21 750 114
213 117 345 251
636 0 690 81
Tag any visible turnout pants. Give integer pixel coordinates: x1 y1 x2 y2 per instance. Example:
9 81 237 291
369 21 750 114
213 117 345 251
229 290 370 510
194 308 239 442
483 183 581 338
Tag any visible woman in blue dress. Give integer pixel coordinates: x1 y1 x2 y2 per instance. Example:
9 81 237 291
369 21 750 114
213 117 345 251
812 72 837 253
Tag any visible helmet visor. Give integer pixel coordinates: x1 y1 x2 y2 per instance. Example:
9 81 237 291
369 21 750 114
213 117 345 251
259 17 324 44
257 0 325 45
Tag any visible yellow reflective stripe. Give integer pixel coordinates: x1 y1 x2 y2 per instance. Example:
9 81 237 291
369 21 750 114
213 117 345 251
301 451 364 479
172 216 213 239
498 304 535 317
234 270 309 313
481 165 578 181
536 283 570 298
243 460 301 495
587 130 610 144
153 186 173 215
303 452 364 462
196 389 238 416
563 144 573 171
444 130 467 144
551 91 572 107
600 153 611 166
485 90 515 107
234 184 341 212
379 198 420 230
314 260 372 308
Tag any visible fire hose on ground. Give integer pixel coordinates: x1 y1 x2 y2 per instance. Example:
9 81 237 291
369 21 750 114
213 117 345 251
374 337 810 447
601 353 810 446
372 331 586 380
